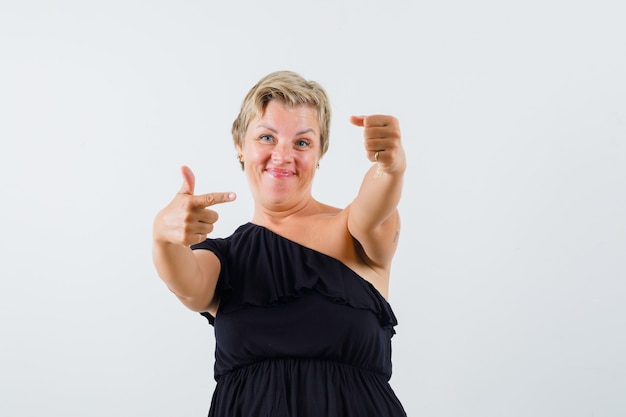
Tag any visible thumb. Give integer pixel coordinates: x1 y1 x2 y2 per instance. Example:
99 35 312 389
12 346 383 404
350 115 365 127
178 165 195 195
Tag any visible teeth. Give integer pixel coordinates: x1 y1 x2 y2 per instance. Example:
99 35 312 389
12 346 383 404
267 168 292 177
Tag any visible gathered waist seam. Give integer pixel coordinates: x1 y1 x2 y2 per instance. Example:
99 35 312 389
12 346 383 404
216 356 389 381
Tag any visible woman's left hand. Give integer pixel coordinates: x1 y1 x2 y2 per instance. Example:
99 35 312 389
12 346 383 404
350 114 405 174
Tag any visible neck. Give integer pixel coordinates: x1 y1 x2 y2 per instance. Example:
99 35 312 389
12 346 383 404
252 196 320 227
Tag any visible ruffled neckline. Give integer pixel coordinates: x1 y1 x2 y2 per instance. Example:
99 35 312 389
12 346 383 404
202 222 398 332
249 222 391 298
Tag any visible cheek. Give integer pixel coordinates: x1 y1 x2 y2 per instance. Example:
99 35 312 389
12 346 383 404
301 154 319 168
246 147 269 162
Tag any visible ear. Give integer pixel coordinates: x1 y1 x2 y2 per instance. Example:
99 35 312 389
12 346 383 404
235 144 245 170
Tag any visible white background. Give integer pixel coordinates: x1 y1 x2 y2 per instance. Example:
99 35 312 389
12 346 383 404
1 1 625 416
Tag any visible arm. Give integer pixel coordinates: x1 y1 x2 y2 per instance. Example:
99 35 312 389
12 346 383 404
152 166 236 312
347 115 406 269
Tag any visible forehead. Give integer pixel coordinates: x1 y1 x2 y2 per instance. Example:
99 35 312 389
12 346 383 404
251 101 320 132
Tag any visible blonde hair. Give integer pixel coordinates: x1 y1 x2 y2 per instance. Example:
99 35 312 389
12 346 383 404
232 71 332 169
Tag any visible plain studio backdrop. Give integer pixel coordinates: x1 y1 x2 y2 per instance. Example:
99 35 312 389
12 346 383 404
1 1 625 416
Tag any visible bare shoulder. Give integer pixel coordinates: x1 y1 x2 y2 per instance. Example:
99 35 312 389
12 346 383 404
266 203 347 256
270 206 391 299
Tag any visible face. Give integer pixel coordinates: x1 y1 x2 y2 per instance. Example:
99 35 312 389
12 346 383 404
237 100 321 211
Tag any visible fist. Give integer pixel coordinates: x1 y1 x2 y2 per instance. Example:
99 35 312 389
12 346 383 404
350 115 405 173
153 166 236 246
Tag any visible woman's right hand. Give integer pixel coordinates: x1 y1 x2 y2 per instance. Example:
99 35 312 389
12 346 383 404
153 166 236 247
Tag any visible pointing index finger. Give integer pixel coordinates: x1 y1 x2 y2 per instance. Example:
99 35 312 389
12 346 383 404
193 192 237 208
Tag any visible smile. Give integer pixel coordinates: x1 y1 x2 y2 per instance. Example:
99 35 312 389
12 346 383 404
266 168 295 178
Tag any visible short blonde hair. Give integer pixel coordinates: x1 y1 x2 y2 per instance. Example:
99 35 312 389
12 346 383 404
232 71 331 169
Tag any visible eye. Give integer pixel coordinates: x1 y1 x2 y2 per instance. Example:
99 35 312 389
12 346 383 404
295 139 311 148
259 134 274 143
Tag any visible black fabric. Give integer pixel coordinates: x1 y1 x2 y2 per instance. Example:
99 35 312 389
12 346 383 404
191 223 406 417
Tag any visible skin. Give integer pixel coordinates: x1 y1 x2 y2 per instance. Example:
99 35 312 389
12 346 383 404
153 100 406 315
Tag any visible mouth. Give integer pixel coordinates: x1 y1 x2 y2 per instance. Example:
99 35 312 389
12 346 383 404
265 168 295 178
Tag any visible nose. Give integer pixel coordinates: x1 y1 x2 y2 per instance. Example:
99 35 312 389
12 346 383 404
271 142 294 165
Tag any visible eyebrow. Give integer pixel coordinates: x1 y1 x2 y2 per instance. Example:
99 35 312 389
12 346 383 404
257 124 317 136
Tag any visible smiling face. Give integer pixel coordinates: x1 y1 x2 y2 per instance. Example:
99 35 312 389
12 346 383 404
237 100 321 213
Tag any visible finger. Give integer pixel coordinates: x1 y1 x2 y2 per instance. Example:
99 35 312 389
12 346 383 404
187 230 210 247
183 220 216 246
365 138 394 152
179 165 195 195
363 126 393 140
363 115 387 128
363 114 398 128
193 192 237 208
349 115 365 127
196 208 220 225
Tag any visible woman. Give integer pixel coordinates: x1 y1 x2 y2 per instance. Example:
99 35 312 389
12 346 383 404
153 70 407 416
